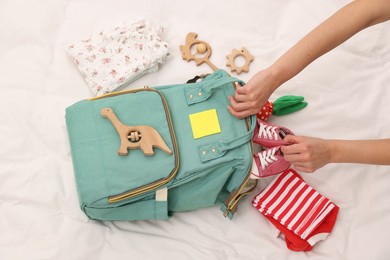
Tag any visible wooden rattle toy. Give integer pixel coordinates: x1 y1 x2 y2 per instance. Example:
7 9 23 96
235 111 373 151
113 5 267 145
101 107 172 156
226 47 254 74
179 32 218 71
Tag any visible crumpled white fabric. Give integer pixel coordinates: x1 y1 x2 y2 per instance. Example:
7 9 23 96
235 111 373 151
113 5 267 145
66 20 169 96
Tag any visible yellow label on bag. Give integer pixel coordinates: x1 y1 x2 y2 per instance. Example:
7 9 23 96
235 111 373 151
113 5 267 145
189 109 221 139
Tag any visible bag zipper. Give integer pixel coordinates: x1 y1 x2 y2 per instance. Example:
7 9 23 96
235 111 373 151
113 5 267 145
223 116 257 217
90 87 180 203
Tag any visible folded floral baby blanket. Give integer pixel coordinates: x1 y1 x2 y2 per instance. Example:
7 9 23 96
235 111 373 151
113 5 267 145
67 20 169 96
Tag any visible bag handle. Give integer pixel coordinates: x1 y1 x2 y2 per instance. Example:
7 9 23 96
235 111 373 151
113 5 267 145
198 115 256 163
184 73 245 105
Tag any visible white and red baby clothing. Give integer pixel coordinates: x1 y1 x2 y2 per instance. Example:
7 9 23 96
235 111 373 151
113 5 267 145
253 168 339 251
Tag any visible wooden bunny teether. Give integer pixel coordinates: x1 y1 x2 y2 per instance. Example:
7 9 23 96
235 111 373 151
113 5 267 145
179 32 218 71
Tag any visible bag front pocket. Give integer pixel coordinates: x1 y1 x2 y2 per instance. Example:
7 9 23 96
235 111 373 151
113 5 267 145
67 88 179 208
95 89 179 203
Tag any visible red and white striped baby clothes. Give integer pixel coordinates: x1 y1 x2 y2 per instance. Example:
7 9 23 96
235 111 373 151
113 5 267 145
252 169 339 251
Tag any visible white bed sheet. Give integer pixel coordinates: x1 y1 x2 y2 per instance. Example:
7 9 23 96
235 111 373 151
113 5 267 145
1 0 390 259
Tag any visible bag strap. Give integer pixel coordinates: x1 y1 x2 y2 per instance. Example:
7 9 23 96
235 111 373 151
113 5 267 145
183 70 255 162
198 115 256 162
184 75 245 105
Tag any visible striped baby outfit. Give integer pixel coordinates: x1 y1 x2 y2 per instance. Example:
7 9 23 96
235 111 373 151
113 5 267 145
252 169 339 251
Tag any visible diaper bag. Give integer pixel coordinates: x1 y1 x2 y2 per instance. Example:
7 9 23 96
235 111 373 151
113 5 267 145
65 69 256 221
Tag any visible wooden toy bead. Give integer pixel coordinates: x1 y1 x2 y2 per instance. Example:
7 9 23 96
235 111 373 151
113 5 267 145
197 43 207 54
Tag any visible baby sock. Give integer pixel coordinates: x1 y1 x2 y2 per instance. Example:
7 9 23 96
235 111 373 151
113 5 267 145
252 168 339 251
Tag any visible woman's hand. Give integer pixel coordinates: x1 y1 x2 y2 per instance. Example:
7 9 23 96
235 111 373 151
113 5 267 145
228 69 280 118
281 135 333 173
283 136 390 171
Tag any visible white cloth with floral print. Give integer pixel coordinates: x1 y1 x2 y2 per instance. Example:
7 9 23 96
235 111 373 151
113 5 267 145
67 20 169 96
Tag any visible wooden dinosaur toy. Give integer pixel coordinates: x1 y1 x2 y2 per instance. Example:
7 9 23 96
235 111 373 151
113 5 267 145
100 107 172 156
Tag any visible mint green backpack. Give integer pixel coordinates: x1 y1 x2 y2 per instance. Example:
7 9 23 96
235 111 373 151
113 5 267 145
66 70 257 221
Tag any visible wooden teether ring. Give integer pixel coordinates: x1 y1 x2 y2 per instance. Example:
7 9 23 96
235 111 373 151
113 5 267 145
179 32 218 71
226 47 254 74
